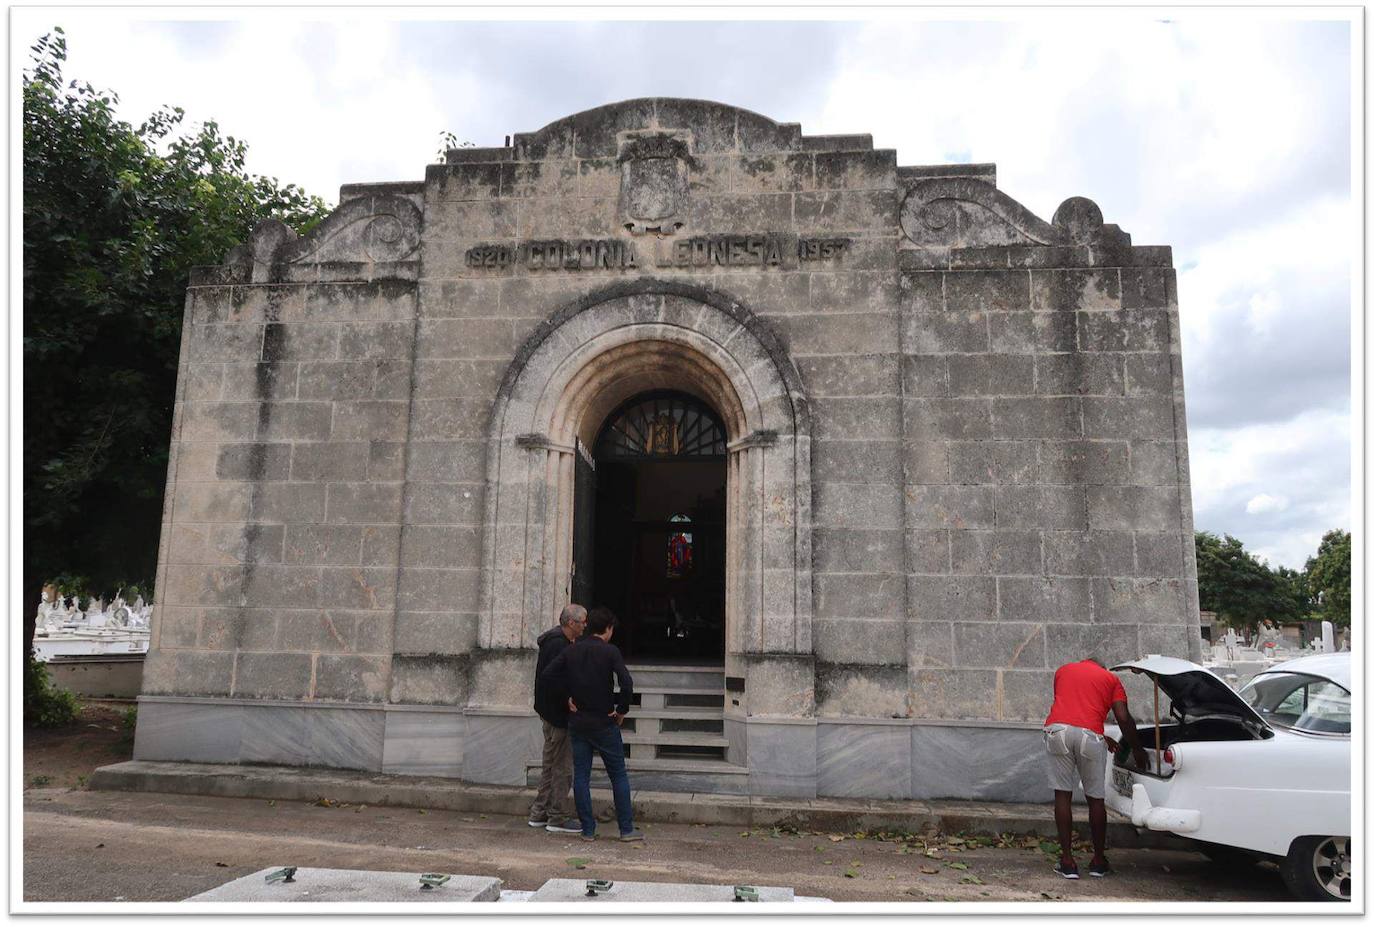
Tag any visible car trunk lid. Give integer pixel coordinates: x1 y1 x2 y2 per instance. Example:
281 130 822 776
1112 655 1271 737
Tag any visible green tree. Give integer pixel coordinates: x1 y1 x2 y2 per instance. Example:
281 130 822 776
22 29 330 649
1194 531 1306 626
1304 529 1352 628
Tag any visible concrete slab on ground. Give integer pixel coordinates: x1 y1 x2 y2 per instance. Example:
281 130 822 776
185 867 502 903
529 878 794 903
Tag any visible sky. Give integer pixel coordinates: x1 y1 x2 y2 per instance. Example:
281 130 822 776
19 10 1355 569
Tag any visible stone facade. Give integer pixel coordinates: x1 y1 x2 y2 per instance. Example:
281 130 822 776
136 99 1200 801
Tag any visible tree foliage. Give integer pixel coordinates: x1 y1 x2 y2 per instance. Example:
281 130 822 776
1194 531 1308 626
22 29 330 623
1305 529 1352 628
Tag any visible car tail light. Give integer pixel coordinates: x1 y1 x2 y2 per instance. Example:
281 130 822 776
1164 746 1178 768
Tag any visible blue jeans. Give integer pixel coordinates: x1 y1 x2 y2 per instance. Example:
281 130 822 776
569 723 634 837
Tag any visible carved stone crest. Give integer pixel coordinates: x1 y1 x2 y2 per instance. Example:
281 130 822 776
618 134 692 235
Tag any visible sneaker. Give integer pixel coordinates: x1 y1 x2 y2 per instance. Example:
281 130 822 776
1054 861 1080 880
1088 859 1111 878
618 829 646 842
527 816 549 828
579 832 597 842
546 819 582 834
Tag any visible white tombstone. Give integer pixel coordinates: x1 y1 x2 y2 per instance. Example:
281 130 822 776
1321 620 1335 654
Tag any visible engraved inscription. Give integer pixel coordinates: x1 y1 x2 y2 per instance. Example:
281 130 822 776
464 234 849 272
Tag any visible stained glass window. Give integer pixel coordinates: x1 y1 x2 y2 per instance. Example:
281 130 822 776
594 392 727 460
667 514 693 579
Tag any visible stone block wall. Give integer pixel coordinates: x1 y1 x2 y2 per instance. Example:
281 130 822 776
146 192 424 707
896 170 1200 723
140 99 1199 794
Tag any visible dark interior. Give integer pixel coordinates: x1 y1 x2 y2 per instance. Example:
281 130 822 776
578 391 727 663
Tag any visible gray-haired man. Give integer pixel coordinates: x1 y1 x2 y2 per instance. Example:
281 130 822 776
528 603 586 833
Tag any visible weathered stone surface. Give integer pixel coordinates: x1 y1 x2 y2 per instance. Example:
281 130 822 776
153 98 1195 792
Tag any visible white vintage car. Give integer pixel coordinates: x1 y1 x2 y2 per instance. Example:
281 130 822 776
1105 652 1351 901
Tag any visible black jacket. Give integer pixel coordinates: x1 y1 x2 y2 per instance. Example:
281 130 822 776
540 636 633 733
533 627 574 726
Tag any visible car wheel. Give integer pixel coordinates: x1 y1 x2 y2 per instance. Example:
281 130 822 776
1281 835 1351 901
1197 841 1258 869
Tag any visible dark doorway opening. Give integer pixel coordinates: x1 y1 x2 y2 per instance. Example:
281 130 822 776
573 390 727 663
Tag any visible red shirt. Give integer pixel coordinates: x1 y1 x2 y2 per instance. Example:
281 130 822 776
1043 660 1127 735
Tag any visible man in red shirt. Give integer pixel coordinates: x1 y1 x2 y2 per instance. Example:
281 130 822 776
1044 657 1148 879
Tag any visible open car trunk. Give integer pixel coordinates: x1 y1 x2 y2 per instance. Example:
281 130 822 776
1111 656 1273 778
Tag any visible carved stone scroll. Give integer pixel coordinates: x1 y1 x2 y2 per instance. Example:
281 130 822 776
900 178 1125 250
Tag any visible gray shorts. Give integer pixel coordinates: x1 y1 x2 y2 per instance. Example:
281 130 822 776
1044 723 1109 799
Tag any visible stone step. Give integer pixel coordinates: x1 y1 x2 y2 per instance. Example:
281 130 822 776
623 665 724 690
620 707 723 721
621 731 728 749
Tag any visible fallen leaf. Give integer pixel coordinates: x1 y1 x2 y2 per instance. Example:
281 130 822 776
947 862 968 871
267 800 276 807
566 857 588 870
1162 865 1171 873
418 809 427 815
843 870 858 879
828 835 845 843
95 844 104 849
919 866 939 875
924 849 942 859
215 862 228 868
740 831 751 838
959 875 985 885
355 805 365 813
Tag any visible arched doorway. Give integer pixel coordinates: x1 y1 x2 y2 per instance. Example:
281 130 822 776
575 390 728 662
478 287 814 738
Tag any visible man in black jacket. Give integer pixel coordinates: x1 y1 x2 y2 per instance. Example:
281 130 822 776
528 603 586 833
540 607 642 841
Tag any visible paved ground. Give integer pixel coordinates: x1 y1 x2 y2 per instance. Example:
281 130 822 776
23 786 1295 903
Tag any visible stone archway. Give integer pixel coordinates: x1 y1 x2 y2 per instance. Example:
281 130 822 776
476 283 812 715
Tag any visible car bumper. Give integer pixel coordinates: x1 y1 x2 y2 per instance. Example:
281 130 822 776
1109 780 1202 833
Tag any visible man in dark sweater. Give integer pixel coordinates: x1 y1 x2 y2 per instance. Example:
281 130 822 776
540 607 642 841
528 603 586 833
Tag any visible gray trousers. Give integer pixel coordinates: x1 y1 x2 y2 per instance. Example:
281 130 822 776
529 719 573 820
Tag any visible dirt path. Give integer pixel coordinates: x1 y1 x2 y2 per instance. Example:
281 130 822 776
23 702 134 790
23 787 1293 903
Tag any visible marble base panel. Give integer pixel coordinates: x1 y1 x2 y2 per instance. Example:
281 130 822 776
744 720 816 798
910 724 1046 803
461 712 541 786
132 699 1052 802
817 721 911 800
382 711 465 777
134 701 245 764
723 716 746 767
135 699 384 773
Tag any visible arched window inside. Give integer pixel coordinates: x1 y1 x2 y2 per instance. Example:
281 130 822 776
593 391 727 460
667 514 693 579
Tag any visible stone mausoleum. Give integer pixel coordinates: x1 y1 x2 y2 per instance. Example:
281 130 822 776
136 100 1201 801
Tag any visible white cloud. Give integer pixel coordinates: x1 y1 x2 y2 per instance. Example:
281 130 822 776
1245 493 1289 515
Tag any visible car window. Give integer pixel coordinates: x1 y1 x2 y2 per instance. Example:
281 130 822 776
1241 672 1351 735
1295 680 1351 734
1271 686 1305 726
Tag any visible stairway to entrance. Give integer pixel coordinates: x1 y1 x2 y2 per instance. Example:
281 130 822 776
526 662 749 795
